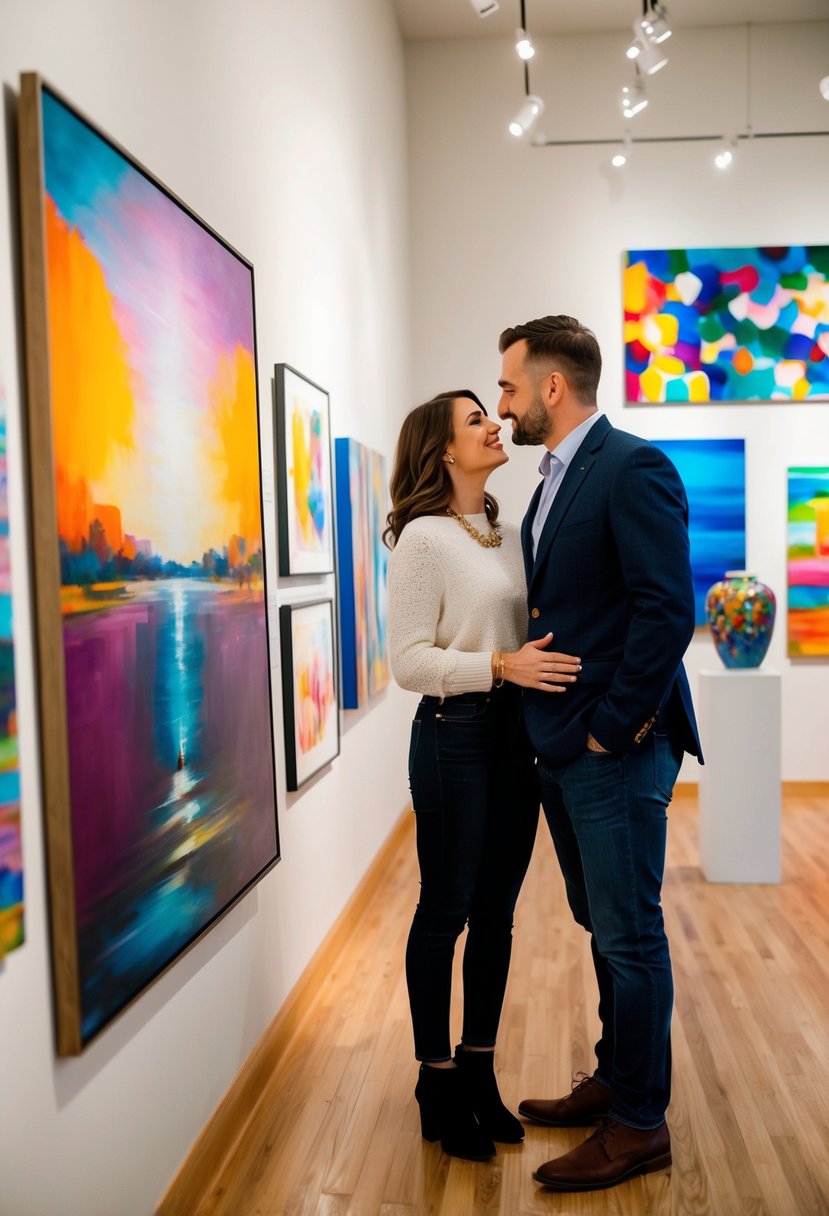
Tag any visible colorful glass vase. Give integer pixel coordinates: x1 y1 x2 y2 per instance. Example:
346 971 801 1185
705 571 776 669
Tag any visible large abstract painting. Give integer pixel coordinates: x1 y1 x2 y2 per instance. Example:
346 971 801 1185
788 466 829 657
274 364 334 576
335 439 389 709
651 438 746 625
280 600 339 790
19 76 279 1052
624 246 829 403
0 372 23 960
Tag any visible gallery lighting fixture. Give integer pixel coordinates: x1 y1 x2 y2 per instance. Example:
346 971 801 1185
507 0 545 138
611 132 633 167
820 76 829 101
627 2 670 73
509 94 544 137
516 28 535 60
714 138 737 169
469 0 499 15
621 78 648 119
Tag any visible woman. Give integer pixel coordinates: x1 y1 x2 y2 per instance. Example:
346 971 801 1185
386 390 581 1162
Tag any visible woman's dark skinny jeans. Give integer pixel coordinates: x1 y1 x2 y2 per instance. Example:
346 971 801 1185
405 685 539 1062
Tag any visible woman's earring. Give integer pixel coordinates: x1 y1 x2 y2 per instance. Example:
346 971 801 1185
443 453 456 464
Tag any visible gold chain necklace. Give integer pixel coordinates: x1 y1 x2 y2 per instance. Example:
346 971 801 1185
446 508 502 548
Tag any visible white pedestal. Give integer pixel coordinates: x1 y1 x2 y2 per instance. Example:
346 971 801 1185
698 668 781 884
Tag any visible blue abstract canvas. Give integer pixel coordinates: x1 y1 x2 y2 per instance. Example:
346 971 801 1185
651 438 746 625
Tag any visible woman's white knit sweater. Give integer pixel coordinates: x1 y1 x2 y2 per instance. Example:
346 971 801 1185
388 513 528 697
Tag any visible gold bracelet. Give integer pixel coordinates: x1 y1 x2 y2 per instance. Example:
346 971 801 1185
493 651 505 688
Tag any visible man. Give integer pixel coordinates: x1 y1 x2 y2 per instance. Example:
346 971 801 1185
497 315 702 1193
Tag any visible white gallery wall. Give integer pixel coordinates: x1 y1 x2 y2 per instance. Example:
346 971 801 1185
0 1 412 1214
406 21 829 783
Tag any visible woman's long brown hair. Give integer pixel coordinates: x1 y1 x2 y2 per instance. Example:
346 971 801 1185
384 390 500 548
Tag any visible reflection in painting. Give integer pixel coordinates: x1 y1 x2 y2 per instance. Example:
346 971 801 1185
40 86 278 1043
0 374 22 959
335 439 389 709
624 246 829 403
275 365 334 575
280 600 339 790
651 438 746 626
788 466 829 656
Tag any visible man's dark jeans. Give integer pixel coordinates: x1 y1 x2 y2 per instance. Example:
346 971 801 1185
405 685 539 1062
537 728 683 1129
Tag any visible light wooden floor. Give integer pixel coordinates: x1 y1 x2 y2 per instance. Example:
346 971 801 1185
190 789 829 1215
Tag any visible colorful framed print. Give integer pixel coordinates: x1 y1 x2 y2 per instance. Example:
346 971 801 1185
651 439 746 626
788 466 829 657
0 373 23 960
279 600 339 790
274 364 334 576
18 75 280 1052
624 246 829 403
335 439 390 709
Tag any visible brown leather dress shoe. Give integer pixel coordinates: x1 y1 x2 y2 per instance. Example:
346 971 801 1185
518 1073 613 1127
532 1117 671 1192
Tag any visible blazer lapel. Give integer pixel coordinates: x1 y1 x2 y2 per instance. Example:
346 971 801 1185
521 481 543 586
529 415 611 591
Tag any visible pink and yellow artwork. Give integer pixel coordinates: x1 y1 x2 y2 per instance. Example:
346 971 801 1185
34 83 279 1044
280 600 339 790
788 467 829 656
276 365 334 575
0 374 22 959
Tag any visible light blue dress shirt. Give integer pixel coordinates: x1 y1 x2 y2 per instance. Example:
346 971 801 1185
531 412 603 559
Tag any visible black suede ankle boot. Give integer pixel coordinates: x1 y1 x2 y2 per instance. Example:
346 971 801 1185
414 1064 496 1161
454 1045 524 1143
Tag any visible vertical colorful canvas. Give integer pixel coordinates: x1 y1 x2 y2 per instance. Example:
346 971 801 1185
624 246 829 403
0 373 23 959
275 365 334 575
280 601 339 790
335 439 390 709
19 77 279 1051
788 467 829 656
651 439 746 626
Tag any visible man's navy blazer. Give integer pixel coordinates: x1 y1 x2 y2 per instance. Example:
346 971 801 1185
520 414 703 767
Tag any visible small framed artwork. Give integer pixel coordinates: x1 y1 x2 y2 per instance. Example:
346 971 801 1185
280 599 340 790
274 364 335 575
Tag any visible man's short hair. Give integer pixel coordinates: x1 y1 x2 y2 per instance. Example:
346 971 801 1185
499 315 602 403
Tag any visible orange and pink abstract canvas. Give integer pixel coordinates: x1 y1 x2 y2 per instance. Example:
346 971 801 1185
38 85 279 1043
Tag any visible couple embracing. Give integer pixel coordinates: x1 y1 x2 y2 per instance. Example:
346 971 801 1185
385 314 702 1194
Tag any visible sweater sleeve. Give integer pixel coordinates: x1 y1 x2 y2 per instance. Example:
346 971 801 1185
388 526 495 697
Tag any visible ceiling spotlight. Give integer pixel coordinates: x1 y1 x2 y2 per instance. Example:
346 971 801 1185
468 0 499 15
627 38 644 61
627 5 671 63
637 41 669 75
508 94 545 138
820 76 829 101
612 132 633 168
516 28 535 60
714 138 737 170
620 80 648 119
641 3 672 44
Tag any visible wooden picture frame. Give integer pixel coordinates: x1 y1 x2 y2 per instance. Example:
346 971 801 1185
18 74 280 1053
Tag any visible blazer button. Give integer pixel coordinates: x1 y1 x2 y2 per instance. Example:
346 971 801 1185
531 608 540 619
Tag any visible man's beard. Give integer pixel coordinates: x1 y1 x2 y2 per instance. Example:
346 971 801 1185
510 391 551 446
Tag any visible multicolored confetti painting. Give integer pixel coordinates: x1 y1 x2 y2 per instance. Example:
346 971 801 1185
624 247 829 403
788 466 829 657
0 372 22 959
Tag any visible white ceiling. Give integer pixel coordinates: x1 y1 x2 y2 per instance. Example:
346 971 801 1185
392 0 829 41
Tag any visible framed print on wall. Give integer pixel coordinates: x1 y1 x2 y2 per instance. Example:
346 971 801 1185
0 372 23 959
788 466 829 657
651 438 746 626
279 600 339 791
624 246 829 404
335 438 390 709
18 75 280 1053
274 364 334 576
